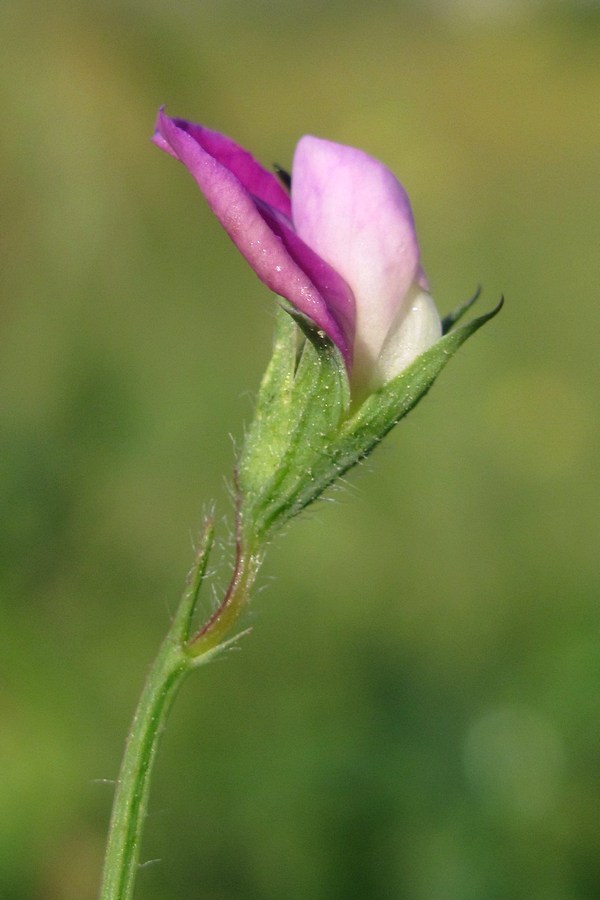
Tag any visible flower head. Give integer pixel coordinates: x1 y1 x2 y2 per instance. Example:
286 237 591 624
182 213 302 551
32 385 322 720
153 111 441 390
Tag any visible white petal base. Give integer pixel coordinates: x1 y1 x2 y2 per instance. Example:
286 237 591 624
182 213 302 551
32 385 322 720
373 286 442 387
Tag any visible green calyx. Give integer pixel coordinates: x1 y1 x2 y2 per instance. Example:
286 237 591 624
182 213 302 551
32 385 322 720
238 294 503 543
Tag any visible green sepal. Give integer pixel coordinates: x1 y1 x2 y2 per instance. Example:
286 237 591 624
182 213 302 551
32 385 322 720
334 296 504 468
442 286 481 334
237 306 350 541
238 298 502 543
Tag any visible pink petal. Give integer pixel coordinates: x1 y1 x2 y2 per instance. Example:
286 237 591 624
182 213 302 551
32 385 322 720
154 112 354 366
375 286 442 387
292 136 421 383
165 117 293 220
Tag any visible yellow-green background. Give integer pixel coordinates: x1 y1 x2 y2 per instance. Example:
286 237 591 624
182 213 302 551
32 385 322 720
2 1 599 897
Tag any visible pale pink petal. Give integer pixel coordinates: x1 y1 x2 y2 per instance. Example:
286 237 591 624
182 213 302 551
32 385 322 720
292 136 421 382
374 286 442 387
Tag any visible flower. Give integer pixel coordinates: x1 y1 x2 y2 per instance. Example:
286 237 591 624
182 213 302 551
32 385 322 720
153 110 441 390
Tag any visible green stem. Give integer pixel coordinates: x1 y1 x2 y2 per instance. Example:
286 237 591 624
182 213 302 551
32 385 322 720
99 521 217 900
99 627 192 900
99 520 258 899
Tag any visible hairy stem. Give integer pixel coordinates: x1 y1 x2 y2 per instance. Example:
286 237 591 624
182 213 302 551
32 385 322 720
99 625 192 900
99 519 258 900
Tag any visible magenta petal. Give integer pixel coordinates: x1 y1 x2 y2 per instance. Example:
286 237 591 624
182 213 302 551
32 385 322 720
257 202 355 354
154 111 354 366
166 117 293 220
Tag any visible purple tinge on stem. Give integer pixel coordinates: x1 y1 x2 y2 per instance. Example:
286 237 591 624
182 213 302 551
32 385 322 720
153 110 441 388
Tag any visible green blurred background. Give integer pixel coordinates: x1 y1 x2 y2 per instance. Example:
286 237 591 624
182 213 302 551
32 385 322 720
2 0 599 897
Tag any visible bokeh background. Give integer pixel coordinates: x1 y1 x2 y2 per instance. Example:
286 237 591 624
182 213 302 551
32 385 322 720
2 0 599 897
